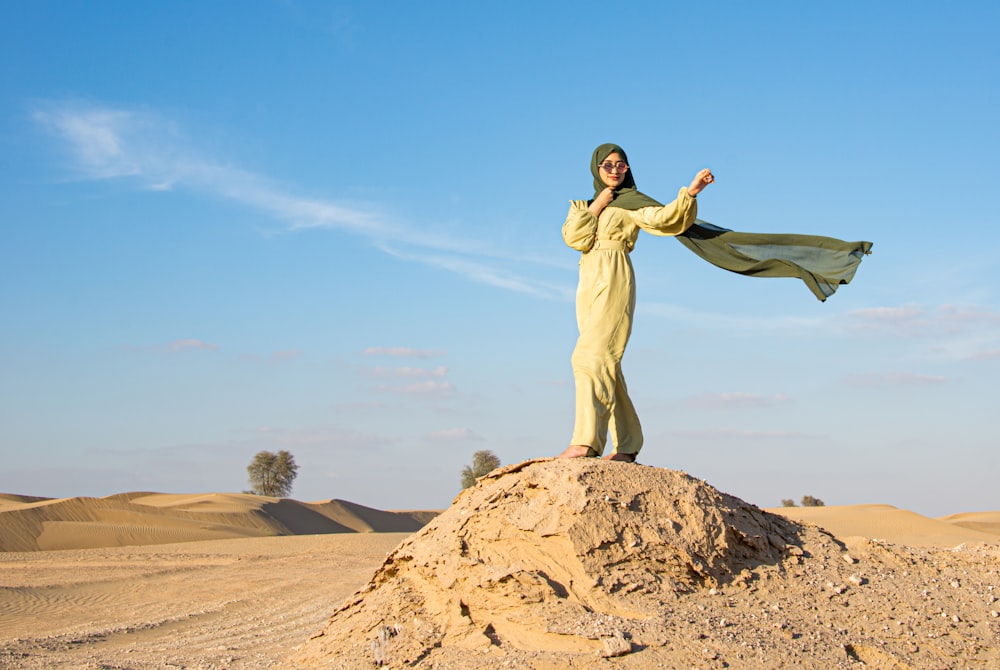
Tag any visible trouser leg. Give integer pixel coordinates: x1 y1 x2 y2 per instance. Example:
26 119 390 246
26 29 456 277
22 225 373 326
608 365 643 455
570 345 611 455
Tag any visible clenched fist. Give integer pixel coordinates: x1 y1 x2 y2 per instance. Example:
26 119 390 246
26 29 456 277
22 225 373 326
687 169 715 197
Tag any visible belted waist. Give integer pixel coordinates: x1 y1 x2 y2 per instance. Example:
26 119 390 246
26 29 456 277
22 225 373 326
589 239 630 252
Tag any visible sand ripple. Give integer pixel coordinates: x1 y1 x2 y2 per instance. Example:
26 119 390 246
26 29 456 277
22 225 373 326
0 533 410 669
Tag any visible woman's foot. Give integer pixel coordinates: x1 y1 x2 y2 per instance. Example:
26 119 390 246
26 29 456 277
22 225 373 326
557 445 597 458
602 452 636 463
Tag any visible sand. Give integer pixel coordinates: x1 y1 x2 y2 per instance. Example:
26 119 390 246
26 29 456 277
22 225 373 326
0 533 410 669
2 466 998 669
0 492 435 552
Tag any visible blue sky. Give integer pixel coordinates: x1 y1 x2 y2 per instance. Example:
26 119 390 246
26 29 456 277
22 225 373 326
1 1 997 516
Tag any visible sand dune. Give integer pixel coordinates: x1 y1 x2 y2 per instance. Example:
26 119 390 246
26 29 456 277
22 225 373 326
0 491 436 552
937 510 1000 537
0 493 50 509
2 490 993 554
768 503 1000 548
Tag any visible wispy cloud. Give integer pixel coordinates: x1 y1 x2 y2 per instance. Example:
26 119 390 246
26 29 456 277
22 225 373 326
847 304 1000 338
165 338 219 353
375 380 455 396
238 349 303 364
665 427 814 440
841 304 1000 363
377 243 574 301
118 339 221 355
371 366 448 379
426 427 482 441
32 100 572 299
682 392 792 411
840 371 947 388
330 400 388 411
846 305 925 335
363 347 444 358
641 301 1000 361
639 301 828 334
251 425 394 449
32 102 388 234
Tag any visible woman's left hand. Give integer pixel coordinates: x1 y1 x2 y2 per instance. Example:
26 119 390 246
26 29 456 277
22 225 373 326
687 169 715 197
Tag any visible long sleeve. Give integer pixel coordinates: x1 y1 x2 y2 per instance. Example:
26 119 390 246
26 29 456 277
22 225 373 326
631 187 698 237
562 200 598 251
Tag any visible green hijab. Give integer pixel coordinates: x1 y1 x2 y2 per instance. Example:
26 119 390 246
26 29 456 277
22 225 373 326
589 143 872 301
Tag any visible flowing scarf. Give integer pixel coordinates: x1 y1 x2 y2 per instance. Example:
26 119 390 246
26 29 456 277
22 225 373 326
590 143 872 301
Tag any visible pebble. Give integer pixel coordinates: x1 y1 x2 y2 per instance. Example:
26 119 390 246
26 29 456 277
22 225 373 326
826 582 848 595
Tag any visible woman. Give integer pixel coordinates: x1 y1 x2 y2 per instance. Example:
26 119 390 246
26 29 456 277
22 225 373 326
558 143 714 461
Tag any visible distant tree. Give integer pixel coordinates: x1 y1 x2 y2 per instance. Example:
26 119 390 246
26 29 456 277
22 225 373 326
461 450 501 489
247 450 298 497
801 495 825 507
781 499 797 507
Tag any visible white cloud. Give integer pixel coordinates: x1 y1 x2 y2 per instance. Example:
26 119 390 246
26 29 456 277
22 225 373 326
375 380 455 396
32 100 572 300
372 366 448 379
847 304 1000 338
840 371 947 388
363 347 444 358
682 392 791 411
250 425 392 449
426 427 482 441
34 106 143 179
33 103 387 236
376 243 574 301
665 427 813 440
639 300 827 334
165 338 219 353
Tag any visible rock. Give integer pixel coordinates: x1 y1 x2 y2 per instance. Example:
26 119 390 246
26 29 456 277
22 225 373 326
827 581 848 595
600 631 631 658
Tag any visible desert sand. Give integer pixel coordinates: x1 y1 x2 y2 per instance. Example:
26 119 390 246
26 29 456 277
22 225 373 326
2 462 998 669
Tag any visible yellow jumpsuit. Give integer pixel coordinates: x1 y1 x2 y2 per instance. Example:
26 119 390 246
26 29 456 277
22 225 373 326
562 187 698 457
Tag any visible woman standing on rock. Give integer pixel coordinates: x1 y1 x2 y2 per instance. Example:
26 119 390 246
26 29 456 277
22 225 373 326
558 143 714 462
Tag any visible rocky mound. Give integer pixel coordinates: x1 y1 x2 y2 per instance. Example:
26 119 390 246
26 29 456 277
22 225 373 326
283 459 1000 669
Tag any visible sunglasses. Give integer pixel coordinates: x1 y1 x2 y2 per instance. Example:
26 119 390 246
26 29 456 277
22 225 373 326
599 161 629 174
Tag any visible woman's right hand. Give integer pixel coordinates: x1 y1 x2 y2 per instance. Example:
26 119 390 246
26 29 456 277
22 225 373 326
588 187 616 217
687 169 715 197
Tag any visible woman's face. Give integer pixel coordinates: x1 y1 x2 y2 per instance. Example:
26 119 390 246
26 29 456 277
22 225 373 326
598 152 629 189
